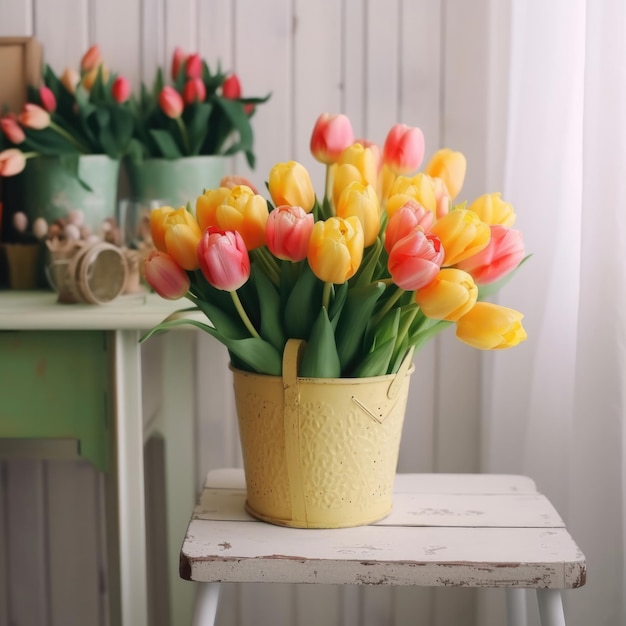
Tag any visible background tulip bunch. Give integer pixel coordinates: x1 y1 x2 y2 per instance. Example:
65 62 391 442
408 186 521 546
0 44 134 184
127 47 271 167
142 113 528 378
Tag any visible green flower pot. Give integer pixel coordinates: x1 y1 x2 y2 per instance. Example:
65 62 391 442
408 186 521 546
125 156 227 208
4 154 120 236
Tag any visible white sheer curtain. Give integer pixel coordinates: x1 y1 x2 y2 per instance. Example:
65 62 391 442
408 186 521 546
482 1 626 624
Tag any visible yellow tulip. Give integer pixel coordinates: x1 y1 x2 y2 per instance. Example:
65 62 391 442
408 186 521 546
196 187 233 232
336 182 381 247
424 148 467 200
430 209 491 266
455 302 527 350
268 161 316 212
415 268 477 321
215 185 269 250
149 205 176 252
308 216 364 284
338 143 378 188
388 172 437 215
161 207 203 270
468 193 516 227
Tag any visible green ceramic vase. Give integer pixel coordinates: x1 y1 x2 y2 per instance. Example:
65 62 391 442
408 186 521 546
125 156 227 208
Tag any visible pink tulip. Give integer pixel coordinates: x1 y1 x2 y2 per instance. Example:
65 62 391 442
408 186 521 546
39 86 57 113
384 200 434 253
456 225 524 285
222 74 242 99
0 149 27 177
220 175 259 194
310 113 355 165
197 227 251 291
388 230 444 291
0 115 26 144
112 76 131 103
383 123 425 175
266 205 315 261
19 104 50 130
144 250 190 300
60 67 80 94
158 86 184 118
185 53 202 79
171 46 186 80
81 44 102 72
182 78 206 104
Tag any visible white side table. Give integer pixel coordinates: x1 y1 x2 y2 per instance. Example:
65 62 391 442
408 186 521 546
181 469 586 626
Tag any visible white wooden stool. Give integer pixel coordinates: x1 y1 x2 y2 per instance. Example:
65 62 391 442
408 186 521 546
180 469 586 626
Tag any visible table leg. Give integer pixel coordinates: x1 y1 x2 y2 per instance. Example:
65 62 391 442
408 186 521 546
536 589 566 626
505 588 528 626
113 330 149 626
192 583 221 626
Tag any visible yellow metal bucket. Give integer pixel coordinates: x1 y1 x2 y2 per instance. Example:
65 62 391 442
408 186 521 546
232 339 414 528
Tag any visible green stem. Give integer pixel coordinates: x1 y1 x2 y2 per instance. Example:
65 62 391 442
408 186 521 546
251 248 280 286
230 290 260 338
324 164 333 209
176 117 191 155
49 121 90 153
376 286 406 321
322 281 332 311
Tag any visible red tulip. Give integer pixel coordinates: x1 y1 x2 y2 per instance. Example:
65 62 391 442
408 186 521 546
266 205 315 261
456 225 524 285
18 104 50 130
310 113 354 165
39 86 57 113
222 74 242 99
171 46 186 80
185 53 202 79
158 86 184 118
197 227 251 291
0 149 27 177
112 76 131 103
0 115 26 144
383 123 425 175
384 200 434 254
182 78 206 104
143 250 190 300
388 230 444 291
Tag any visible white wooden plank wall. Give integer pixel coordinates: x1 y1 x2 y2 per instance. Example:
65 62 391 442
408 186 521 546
0 0 499 624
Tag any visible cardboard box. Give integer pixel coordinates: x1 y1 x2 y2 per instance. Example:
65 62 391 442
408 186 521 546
0 37 42 113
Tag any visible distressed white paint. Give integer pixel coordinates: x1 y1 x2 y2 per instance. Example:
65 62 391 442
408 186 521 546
0 0 507 624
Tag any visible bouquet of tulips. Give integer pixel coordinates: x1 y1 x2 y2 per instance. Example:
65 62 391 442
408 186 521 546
127 47 270 168
142 113 527 378
0 44 133 184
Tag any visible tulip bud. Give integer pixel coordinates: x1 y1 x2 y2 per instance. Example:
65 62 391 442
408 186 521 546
219 175 259 194
0 115 26 144
387 173 437 216
39 86 57 113
171 47 187 80
266 205 315 261
387 230 444 291
185 53 202 79
429 209 491 266
456 225 524 284
182 78 206 104
149 205 176 251
268 161 316 213
18 104 50 130
455 302 527 350
424 148 467 200
384 200 434 254
0 149 27 177
310 113 354 165
161 207 203 270
196 187 231 233
215 185 269 250
415 268 478 321
112 76 131 103
144 250 190 300
383 123 425 175
198 227 251 291
60 67 80 94
81 44 102 72
158 86 184 119
222 74 242 99
308 216 364 284
467 193 516 227
335 182 381 247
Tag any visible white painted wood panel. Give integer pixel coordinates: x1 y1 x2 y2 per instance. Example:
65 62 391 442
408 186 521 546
0 0 32 35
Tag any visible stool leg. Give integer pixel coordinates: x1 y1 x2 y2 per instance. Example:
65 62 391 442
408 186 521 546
505 588 528 626
192 583 221 626
536 589 566 626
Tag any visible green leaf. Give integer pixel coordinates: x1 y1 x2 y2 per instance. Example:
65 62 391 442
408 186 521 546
352 237 384 287
184 102 213 155
334 282 386 372
350 337 397 378
328 281 348 329
252 264 286 351
284 263 324 339
149 129 184 158
298 308 341 378
192 297 249 339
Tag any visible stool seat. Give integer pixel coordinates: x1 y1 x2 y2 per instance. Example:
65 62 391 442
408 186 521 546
180 469 586 626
